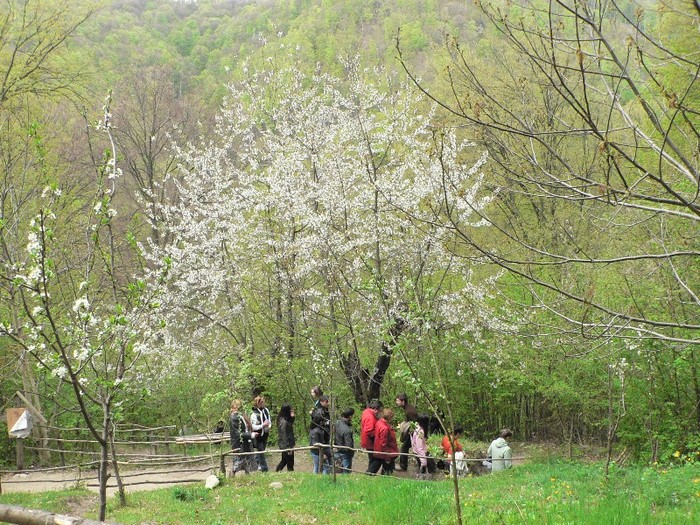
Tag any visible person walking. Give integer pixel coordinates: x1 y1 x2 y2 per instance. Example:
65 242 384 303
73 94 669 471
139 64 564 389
311 395 331 431
368 408 399 475
395 393 418 472
411 414 431 478
275 403 295 472
250 395 272 472
229 399 254 474
334 408 355 474
361 399 382 471
309 409 332 474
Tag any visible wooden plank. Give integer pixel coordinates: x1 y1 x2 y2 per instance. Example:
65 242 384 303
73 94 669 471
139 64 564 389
15 391 48 424
175 432 229 444
16 440 24 471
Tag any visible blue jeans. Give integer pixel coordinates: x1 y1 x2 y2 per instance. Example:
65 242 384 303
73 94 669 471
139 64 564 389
311 452 331 474
254 437 269 472
334 452 352 474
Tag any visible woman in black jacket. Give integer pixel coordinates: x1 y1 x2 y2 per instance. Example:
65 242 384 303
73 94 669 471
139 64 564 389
229 399 254 473
309 409 332 473
275 403 296 472
334 408 355 474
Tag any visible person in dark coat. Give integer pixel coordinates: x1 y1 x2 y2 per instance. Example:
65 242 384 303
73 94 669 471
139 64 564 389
395 393 418 471
311 395 331 433
275 404 296 472
309 409 332 473
229 399 254 474
334 408 355 474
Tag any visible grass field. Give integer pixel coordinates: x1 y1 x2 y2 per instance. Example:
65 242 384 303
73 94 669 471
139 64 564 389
1 460 699 524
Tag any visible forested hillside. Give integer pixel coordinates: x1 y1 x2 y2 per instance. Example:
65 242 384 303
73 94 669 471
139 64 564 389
1 1 699 507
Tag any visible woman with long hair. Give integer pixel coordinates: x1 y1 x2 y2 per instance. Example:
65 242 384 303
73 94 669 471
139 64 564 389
368 408 399 475
229 399 254 474
275 403 296 472
411 413 431 477
250 395 272 472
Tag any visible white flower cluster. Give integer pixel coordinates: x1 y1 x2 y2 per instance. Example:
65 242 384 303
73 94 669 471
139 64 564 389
140 53 508 384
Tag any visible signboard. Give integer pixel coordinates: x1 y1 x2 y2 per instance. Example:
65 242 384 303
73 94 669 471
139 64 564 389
5 408 32 438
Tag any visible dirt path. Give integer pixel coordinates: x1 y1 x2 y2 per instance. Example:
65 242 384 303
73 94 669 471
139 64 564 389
1 465 220 497
0 450 432 496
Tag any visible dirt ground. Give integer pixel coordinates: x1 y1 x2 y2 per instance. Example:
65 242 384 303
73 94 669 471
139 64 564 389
0 449 457 497
1 465 219 497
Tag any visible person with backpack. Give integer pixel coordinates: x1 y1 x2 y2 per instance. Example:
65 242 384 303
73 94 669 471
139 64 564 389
275 403 296 472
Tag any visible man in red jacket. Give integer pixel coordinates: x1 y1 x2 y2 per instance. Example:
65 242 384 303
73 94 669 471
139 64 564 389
368 408 399 475
360 399 382 471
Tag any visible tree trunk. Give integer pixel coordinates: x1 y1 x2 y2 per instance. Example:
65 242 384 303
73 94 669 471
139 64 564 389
367 315 407 401
109 429 126 507
690 348 700 432
340 313 407 404
98 409 111 521
340 344 367 405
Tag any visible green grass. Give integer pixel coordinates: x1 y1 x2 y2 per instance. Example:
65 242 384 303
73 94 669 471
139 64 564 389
0 488 97 516
458 461 700 524
2 461 699 524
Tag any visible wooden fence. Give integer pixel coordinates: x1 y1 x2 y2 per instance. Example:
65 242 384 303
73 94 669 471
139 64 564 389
1 421 510 494
0 424 233 492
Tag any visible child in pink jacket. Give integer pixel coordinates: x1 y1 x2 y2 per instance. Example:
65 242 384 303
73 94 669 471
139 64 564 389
411 414 431 476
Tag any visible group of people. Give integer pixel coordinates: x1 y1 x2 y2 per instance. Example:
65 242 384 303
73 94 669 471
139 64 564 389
229 396 274 473
228 388 513 476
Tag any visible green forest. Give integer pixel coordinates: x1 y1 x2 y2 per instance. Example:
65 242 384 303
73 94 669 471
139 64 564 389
1 0 699 519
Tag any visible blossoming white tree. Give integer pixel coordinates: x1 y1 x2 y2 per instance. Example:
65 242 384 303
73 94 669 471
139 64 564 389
146 54 504 404
1 99 166 520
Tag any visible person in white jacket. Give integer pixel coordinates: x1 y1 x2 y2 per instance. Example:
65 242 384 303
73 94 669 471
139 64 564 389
487 429 513 472
250 395 272 472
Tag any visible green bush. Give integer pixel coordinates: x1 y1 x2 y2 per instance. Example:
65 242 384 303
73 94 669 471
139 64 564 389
171 486 210 502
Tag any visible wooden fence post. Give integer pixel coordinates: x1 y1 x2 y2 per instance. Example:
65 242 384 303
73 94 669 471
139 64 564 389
164 428 171 456
219 447 226 476
57 431 66 466
148 430 157 456
15 439 24 471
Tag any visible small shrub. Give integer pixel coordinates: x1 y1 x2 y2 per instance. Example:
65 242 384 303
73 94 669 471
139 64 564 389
171 485 210 502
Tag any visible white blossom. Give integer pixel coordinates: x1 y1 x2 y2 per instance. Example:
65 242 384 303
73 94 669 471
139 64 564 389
72 297 90 313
